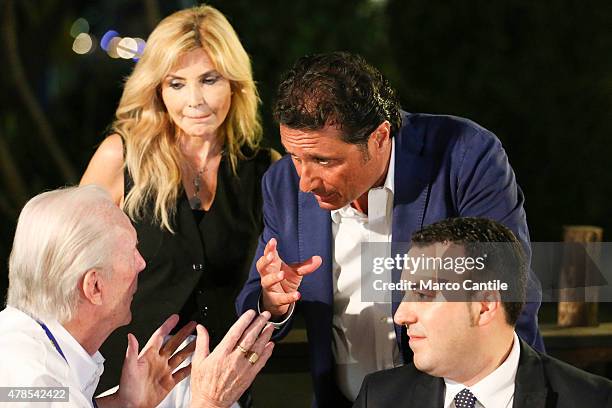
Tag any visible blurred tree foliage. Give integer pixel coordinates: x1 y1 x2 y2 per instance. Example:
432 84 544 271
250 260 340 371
386 0 612 240
1 0 611 299
204 0 395 149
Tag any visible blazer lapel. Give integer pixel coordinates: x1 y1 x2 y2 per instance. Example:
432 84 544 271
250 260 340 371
391 113 434 289
391 112 433 245
391 114 434 355
298 190 333 305
512 339 551 408
412 374 446 408
391 148 434 287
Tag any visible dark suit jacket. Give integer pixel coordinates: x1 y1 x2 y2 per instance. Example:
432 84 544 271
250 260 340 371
353 339 612 408
236 112 543 407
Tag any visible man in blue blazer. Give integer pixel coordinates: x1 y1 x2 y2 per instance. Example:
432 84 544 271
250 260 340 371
236 52 543 407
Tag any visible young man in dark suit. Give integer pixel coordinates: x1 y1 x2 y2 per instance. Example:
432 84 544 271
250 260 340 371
354 217 612 408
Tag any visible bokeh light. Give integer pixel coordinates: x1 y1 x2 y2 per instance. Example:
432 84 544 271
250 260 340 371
100 30 119 51
107 37 122 59
73 27 145 60
70 18 89 38
134 37 146 55
117 37 138 59
86 35 98 55
72 33 93 54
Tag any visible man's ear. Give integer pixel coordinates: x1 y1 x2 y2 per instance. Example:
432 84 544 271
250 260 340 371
371 120 391 148
472 290 502 327
82 269 103 306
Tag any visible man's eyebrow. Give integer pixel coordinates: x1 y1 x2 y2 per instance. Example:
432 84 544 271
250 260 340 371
285 150 333 161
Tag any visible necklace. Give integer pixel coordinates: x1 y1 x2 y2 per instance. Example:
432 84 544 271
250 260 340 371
180 140 222 210
190 167 205 210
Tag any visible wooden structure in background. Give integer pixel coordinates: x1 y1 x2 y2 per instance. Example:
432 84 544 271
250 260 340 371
558 225 603 327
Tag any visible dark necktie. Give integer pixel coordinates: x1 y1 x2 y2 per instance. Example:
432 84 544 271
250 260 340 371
454 388 477 408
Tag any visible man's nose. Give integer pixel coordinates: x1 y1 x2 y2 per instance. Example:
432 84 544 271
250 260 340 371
298 163 322 193
394 300 417 327
136 250 147 273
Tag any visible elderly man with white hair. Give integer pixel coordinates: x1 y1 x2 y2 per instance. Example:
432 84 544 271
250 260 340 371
0 185 274 408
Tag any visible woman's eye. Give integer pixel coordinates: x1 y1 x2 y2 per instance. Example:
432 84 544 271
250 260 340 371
169 82 183 90
202 75 220 85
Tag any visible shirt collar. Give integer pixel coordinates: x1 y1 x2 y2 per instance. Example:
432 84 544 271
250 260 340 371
383 136 395 194
444 332 520 408
331 137 395 224
44 319 105 401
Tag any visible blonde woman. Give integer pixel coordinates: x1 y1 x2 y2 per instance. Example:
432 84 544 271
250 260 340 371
81 5 279 399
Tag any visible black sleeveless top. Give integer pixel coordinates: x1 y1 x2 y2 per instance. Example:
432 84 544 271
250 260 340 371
97 147 273 392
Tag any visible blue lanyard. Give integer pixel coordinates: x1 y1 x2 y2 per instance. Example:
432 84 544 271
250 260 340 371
37 321 68 362
37 321 99 408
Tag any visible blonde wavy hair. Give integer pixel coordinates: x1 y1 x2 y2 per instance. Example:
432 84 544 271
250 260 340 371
115 5 262 231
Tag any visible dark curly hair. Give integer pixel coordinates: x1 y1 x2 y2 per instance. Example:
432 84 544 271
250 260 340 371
273 52 402 146
411 217 527 326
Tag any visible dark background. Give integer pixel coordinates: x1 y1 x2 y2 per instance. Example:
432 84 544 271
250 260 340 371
1 0 611 316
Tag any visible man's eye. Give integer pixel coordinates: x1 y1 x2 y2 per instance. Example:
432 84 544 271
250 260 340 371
316 159 330 165
414 290 435 301
291 155 302 163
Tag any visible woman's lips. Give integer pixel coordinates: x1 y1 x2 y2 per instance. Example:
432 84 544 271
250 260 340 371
185 114 211 120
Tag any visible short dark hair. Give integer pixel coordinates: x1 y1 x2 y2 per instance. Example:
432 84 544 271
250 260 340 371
411 217 527 326
273 52 402 146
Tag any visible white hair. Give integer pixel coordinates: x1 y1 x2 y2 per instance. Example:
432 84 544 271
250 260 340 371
7 185 126 323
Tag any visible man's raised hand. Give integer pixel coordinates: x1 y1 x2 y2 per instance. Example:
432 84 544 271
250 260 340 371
256 238 322 318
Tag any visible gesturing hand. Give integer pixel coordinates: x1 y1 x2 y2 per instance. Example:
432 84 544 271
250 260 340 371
190 310 275 408
257 238 322 318
117 315 197 408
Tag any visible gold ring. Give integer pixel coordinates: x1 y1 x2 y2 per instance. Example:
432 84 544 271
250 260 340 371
237 345 249 355
248 351 259 364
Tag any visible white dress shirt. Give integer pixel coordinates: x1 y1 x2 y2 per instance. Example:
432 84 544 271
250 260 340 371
444 332 521 408
330 139 401 401
0 306 104 408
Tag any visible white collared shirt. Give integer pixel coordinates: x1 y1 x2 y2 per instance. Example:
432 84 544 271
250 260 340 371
330 138 401 401
0 306 104 407
444 332 521 408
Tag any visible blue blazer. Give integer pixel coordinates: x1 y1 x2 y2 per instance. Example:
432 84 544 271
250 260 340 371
237 112 543 407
